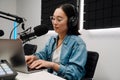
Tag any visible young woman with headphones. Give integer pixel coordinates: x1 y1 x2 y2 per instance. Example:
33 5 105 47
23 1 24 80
25 3 87 80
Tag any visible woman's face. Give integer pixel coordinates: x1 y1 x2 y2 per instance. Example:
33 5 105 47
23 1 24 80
51 8 68 35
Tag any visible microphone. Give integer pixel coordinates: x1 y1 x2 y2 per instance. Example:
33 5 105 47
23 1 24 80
20 24 48 43
0 30 4 37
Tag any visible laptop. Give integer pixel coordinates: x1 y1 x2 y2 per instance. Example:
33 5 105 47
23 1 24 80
0 39 44 73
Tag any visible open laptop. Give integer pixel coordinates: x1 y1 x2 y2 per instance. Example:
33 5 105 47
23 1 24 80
0 39 44 74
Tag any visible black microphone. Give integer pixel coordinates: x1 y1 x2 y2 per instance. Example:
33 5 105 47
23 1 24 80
0 30 4 37
20 24 48 43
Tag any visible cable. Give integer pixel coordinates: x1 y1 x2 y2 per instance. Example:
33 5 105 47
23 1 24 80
9 22 22 39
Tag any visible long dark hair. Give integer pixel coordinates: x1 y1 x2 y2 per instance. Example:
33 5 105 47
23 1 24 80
56 3 80 35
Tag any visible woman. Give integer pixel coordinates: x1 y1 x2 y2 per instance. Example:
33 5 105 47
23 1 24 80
25 3 87 80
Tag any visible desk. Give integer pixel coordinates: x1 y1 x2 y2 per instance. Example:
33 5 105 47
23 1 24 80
16 71 66 80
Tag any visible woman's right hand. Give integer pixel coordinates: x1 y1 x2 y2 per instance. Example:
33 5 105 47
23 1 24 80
25 55 37 65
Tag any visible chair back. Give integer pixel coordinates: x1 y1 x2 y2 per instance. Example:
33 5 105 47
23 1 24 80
23 44 37 55
83 51 99 80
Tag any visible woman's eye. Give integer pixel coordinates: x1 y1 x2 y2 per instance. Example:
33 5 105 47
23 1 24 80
57 18 63 22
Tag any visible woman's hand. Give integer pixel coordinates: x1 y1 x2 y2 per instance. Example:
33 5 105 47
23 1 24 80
25 55 38 65
29 59 54 69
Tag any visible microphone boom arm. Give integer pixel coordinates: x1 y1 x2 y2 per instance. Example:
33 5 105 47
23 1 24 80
0 10 26 39
0 11 24 23
23 36 37 44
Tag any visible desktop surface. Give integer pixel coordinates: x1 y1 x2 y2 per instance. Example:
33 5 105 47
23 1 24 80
16 71 66 80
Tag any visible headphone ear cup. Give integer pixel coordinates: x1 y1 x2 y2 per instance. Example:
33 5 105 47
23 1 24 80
69 16 78 27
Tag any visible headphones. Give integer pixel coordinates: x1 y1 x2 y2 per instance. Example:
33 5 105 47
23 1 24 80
68 4 78 27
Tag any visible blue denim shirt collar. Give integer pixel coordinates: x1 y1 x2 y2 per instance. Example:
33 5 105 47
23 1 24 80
53 34 71 46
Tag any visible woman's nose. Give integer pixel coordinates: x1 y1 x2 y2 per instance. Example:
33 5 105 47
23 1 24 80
52 19 58 25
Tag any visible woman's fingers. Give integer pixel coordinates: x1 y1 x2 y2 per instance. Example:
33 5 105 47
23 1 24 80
25 55 36 65
29 60 42 69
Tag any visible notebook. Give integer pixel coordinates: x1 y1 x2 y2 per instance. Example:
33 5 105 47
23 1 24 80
0 39 44 74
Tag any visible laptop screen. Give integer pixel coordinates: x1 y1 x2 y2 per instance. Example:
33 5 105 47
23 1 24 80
0 39 26 69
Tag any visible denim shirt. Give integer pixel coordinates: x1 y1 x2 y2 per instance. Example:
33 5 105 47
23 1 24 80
34 35 87 80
